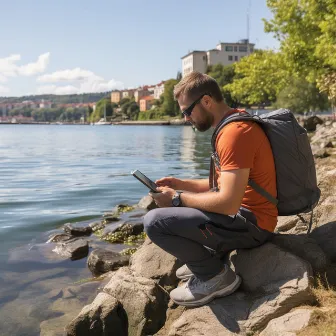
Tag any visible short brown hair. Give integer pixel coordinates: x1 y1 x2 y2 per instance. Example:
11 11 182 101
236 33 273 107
174 71 223 102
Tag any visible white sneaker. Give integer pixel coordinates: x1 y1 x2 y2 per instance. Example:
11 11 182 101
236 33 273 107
170 265 241 307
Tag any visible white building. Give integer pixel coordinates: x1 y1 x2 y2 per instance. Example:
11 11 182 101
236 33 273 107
181 39 255 77
154 81 165 100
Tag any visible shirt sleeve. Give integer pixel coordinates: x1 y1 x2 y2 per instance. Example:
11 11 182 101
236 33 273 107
216 122 261 171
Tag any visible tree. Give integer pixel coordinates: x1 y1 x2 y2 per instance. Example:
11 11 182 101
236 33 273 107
224 50 290 105
90 98 114 122
275 77 330 113
120 97 131 106
160 79 180 116
127 102 140 120
264 0 336 104
207 64 237 106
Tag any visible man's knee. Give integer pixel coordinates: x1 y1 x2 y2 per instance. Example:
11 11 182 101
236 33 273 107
144 208 178 238
143 208 164 238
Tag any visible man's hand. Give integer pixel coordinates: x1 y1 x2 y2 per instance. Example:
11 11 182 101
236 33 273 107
155 177 183 190
150 187 176 208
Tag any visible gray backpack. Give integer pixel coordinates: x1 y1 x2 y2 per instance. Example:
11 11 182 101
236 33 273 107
209 108 320 233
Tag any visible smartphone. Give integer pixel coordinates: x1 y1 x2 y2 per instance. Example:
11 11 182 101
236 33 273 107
131 170 161 193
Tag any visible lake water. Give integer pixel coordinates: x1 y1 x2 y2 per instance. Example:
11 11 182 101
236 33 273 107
0 124 212 335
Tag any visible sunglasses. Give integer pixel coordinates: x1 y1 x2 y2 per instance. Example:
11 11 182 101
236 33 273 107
181 93 210 117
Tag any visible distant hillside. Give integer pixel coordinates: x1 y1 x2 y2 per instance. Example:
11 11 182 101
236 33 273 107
0 92 111 104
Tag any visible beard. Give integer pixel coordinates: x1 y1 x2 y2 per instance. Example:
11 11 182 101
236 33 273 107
192 105 213 132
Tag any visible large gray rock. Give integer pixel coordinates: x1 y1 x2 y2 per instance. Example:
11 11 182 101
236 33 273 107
130 238 181 286
65 292 128 336
275 216 299 232
304 116 323 132
47 233 73 243
164 243 314 335
103 267 168 336
271 234 329 271
167 304 239 336
64 223 92 237
259 308 314 336
137 195 158 210
87 249 129 276
311 221 336 262
52 239 89 260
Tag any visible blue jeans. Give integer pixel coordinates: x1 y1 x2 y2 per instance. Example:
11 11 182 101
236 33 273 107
144 207 272 281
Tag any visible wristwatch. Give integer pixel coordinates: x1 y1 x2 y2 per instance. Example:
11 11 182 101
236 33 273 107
172 191 183 207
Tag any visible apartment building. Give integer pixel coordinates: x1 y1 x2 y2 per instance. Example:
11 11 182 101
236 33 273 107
111 90 122 103
182 39 255 77
122 89 135 99
139 96 154 112
134 88 151 103
154 81 165 100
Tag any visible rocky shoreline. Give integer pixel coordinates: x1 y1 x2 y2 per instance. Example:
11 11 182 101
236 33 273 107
3 118 335 336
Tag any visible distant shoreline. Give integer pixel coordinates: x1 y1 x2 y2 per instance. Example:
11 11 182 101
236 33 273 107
0 119 189 126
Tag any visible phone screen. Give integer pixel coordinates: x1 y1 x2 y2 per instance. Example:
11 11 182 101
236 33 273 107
131 170 160 192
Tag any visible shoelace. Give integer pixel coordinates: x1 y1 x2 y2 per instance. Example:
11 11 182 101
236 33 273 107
187 276 207 290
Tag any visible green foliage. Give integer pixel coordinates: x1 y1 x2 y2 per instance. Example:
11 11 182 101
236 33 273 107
160 79 180 117
206 64 237 106
89 98 113 122
119 99 139 120
119 97 131 106
275 77 330 113
137 108 165 120
120 247 138 256
264 0 336 103
225 50 290 105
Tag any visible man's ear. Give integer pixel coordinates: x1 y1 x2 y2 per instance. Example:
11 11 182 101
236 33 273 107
204 95 212 107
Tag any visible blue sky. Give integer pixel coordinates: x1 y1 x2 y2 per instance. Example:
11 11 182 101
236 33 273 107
0 0 279 97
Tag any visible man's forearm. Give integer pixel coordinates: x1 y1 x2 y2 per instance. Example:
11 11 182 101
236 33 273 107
180 191 238 216
179 178 210 193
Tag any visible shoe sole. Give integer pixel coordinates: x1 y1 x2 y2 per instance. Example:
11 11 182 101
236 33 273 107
171 275 242 307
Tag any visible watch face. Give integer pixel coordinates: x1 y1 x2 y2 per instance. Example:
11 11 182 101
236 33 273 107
172 195 180 207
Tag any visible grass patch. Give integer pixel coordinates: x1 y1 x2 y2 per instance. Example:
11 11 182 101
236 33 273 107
297 276 336 335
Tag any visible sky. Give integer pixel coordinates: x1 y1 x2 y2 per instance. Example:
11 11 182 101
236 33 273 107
0 0 279 97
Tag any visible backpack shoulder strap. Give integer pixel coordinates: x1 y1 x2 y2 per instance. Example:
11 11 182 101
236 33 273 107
211 112 256 151
210 112 278 206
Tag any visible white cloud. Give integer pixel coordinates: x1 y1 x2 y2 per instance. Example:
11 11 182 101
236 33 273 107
0 74 7 83
37 67 100 82
37 85 79 95
0 52 50 78
0 54 21 77
36 71 124 95
18 52 50 76
0 85 10 94
79 77 123 93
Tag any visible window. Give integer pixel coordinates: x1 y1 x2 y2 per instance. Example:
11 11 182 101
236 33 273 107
234 56 238 61
239 46 248 52
250 48 253 53
228 55 233 61
203 56 206 60
234 46 237 52
225 46 233 52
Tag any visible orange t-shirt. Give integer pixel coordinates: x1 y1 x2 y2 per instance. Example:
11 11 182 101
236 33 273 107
215 111 278 232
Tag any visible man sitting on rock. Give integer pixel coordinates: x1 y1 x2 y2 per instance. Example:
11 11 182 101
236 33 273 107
143 71 276 307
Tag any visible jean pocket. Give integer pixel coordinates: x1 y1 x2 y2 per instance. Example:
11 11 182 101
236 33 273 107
208 214 249 233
